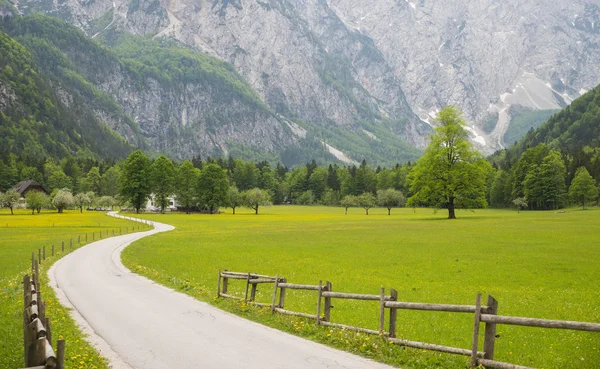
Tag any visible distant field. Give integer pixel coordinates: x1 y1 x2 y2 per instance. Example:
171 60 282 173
124 206 600 369
0 209 141 369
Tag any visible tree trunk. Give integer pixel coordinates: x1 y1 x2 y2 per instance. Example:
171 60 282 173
31 209 34 215
345 207 348 215
80 207 83 213
255 205 259 215
448 197 456 219
232 207 236 215
388 208 391 216
10 207 13 215
365 208 369 215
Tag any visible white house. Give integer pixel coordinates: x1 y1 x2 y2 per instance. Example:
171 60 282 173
145 194 179 212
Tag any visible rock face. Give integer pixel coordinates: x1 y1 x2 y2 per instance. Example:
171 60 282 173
16 0 600 156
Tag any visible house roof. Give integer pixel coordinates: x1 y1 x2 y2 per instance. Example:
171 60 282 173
11 180 49 196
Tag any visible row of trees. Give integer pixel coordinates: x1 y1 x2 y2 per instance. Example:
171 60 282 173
0 188 120 215
1 106 598 217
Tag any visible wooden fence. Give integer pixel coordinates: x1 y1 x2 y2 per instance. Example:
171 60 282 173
20 218 152 368
21 260 64 369
217 270 600 369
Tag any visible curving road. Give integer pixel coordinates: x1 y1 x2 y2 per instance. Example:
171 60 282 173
48 212 396 369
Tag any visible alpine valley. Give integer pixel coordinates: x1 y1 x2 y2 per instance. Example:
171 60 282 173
2 0 600 165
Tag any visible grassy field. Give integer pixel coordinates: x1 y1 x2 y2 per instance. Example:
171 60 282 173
0 209 143 369
123 206 600 369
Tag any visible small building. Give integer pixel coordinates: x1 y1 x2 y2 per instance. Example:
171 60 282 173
146 194 178 212
11 180 49 198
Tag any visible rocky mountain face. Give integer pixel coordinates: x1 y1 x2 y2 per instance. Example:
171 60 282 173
11 0 600 158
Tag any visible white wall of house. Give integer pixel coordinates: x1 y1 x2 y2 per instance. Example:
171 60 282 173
146 194 179 211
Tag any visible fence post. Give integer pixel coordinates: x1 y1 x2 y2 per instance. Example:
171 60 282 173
38 249 41 265
38 300 46 323
217 270 221 298
271 275 280 314
31 252 34 271
23 275 30 366
34 261 39 288
379 287 386 334
45 317 52 346
85 233 88 242
250 279 258 302
51 245 54 257
316 280 323 325
92 232 95 241
23 310 29 366
43 246 46 261
278 278 287 308
56 339 65 369
100 230 102 239
324 281 332 322
483 295 499 360
470 294 482 367
244 273 251 302
389 288 398 338
222 271 229 295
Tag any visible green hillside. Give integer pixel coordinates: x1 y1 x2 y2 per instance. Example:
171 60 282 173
0 25 134 161
499 87 600 158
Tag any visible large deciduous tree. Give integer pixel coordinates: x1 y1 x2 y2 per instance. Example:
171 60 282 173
120 150 151 213
407 106 492 219
197 164 229 214
175 160 199 213
340 195 358 214
569 167 598 209
150 155 176 213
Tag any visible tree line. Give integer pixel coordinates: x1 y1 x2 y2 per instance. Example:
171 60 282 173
1 106 598 216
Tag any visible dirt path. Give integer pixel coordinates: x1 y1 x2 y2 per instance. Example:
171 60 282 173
48 212 396 369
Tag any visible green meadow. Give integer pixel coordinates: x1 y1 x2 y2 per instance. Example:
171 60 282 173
0 209 142 369
123 206 600 369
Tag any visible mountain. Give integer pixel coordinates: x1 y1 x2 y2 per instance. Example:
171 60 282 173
0 21 135 160
11 0 600 158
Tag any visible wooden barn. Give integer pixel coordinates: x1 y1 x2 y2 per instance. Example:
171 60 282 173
11 180 49 198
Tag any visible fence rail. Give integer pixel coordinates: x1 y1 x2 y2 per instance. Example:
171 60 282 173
217 270 600 369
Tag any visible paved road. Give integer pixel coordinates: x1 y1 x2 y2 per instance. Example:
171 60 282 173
49 213 396 369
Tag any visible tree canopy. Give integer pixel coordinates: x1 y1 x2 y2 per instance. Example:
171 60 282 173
120 150 151 213
407 106 492 219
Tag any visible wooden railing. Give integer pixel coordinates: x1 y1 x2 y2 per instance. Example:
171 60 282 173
217 270 600 369
20 260 64 369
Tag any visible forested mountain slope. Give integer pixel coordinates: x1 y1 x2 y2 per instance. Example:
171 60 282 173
490 85 600 209
0 25 134 160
